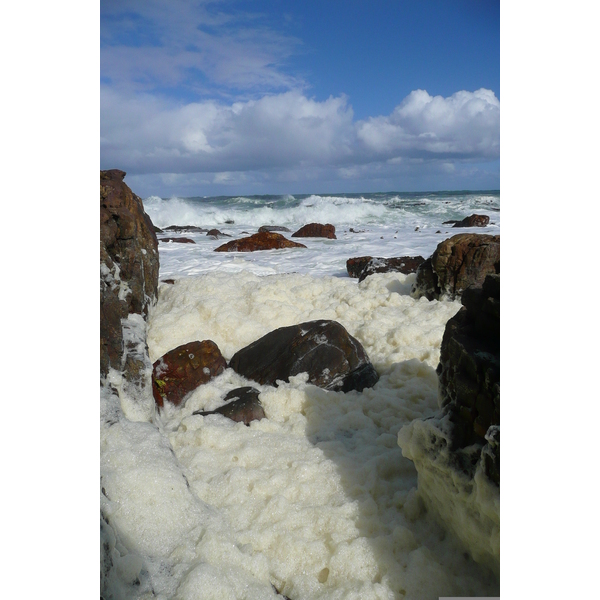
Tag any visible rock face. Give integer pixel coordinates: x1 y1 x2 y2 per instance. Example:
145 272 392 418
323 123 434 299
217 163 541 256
292 223 336 239
437 273 500 480
214 231 307 252
229 320 379 393
411 234 499 300
152 340 228 407
357 256 425 282
100 169 159 378
443 214 490 228
193 387 266 425
397 273 500 575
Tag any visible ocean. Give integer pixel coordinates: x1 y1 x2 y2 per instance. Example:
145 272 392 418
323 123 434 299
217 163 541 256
101 191 500 600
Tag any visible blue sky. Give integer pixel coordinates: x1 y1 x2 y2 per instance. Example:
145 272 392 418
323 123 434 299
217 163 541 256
100 0 500 197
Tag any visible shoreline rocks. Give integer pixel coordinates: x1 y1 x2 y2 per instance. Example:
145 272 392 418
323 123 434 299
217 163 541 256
159 237 195 244
193 387 266 425
411 233 500 301
214 231 307 252
443 214 490 228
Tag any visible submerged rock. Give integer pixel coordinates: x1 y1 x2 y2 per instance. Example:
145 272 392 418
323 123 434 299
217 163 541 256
164 225 208 233
258 225 291 233
152 340 227 407
229 320 379 393
193 387 266 425
411 233 500 300
291 223 336 239
159 237 196 244
214 231 307 252
206 228 231 239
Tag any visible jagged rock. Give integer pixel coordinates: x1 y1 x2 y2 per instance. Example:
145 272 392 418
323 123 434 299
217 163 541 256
193 387 266 425
159 237 196 244
100 169 159 377
214 231 306 252
258 225 291 233
291 223 336 239
357 256 425 282
229 320 379 393
152 340 227 407
443 214 490 228
411 234 499 300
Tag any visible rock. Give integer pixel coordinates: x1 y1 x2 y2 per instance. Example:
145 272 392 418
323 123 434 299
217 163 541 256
357 256 425 282
152 340 227 407
443 214 490 228
291 223 336 239
159 237 196 244
161 279 176 285
153 225 163 232
346 256 372 278
206 228 231 239
214 231 307 252
258 225 291 233
229 320 379 393
411 234 500 300
100 169 159 377
164 225 208 233
348 228 364 233
193 387 266 425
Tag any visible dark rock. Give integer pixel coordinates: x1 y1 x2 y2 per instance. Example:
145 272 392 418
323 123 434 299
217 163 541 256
346 256 373 278
161 279 176 285
153 225 163 232
100 169 159 377
443 214 490 228
159 237 196 244
229 320 378 393
193 387 266 425
258 225 291 233
206 229 231 239
411 234 500 300
291 223 336 239
164 225 208 233
437 273 500 484
152 340 227 407
215 231 307 252
348 228 365 233
357 256 425 282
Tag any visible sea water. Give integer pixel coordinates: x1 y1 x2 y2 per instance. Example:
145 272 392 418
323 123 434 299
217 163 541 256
101 191 500 599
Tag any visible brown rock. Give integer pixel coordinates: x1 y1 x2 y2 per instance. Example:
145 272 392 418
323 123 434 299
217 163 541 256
193 387 266 425
229 320 379 393
152 340 227 407
346 256 373 278
291 223 336 239
412 234 500 300
100 169 159 377
159 237 195 244
206 229 231 239
214 231 306 252
443 214 490 228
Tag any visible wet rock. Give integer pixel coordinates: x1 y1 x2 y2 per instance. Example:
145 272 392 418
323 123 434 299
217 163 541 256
214 231 306 252
161 279 176 285
193 387 266 425
152 340 227 407
159 237 196 244
164 225 208 233
411 234 500 300
357 256 425 282
443 214 490 228
346 256 373 278
206 228 231 239
258 225 291 233
100 169 159 377
291 223 336 239
229 320 379 393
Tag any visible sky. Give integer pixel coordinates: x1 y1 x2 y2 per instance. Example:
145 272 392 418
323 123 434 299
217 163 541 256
100 0 500 197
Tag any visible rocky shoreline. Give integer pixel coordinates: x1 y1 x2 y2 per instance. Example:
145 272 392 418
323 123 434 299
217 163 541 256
100 170 500 597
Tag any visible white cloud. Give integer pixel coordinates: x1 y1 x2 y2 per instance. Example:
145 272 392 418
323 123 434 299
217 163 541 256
101 87 499 178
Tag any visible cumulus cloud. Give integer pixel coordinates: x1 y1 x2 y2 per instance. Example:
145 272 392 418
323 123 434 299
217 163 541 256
101 87 499 178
